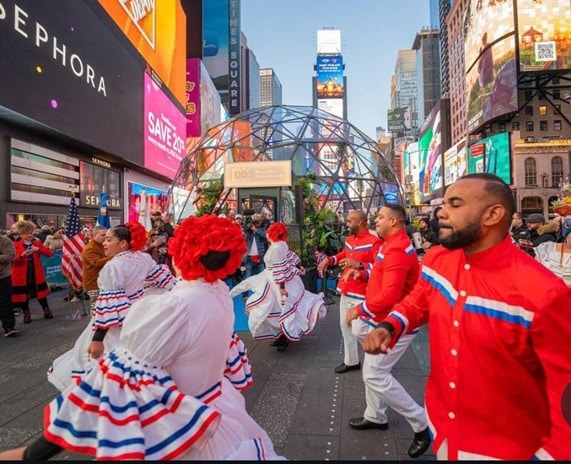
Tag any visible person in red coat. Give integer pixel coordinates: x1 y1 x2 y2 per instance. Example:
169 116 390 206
11 221 54 323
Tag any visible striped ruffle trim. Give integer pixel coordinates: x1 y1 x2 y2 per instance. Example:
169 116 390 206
43 349 221 460
145 264 176 290
225 333 253 392
92 290 131 330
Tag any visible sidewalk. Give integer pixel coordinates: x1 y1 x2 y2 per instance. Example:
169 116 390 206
0 288 434 461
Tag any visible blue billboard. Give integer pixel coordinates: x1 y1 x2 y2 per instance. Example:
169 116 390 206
467 132 511 184
316 56 344 99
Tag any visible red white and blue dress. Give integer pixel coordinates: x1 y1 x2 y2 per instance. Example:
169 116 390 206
230 240 327 342
43 278 282 460
47 251 176 392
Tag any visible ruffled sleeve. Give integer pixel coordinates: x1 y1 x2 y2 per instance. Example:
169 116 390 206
145 263 176 290
224 332 253 392
93 262 131 331
268 244 300 284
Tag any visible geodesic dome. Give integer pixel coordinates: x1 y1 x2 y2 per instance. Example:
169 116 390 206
169 105 402 222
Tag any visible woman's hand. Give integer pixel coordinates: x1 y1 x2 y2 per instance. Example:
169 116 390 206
88 341 104 359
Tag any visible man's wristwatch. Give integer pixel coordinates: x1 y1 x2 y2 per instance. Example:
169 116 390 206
358 262 364 270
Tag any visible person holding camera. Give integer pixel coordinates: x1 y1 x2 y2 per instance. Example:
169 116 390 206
243 213 268 279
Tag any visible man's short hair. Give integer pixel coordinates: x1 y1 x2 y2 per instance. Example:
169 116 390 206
382 204 407 223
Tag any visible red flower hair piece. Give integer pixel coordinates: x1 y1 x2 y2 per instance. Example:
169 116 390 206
168 214 247 282
124 221 147 252
267 222 288 242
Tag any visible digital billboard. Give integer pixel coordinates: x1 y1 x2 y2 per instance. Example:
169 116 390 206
317 99 344 118
517 0 571 72
467 132 511 184
144 72 186 180
467 35 518 133
202 0 229 102
317 29 341 54
97 0 186 106
387 107 412 132
418 101 450 201
0 1 144 164
127 182 169 223
316 56 344 99
379 182 399 204
464 0 515 72
186 59 221 139
443 139 467 187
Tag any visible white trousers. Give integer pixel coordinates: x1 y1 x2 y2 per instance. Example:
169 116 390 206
339 294 362 366
362 331 428 433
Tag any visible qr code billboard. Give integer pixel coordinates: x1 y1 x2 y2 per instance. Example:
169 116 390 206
535 41 557 62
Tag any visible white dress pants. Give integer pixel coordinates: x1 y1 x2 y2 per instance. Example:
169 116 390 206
339 294 362 366
362 331 428 433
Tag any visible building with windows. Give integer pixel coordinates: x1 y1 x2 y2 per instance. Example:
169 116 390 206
260 68 283 107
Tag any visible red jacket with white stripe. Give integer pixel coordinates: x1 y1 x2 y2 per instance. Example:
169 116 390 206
356 229 418 323
328 231 381 299
382 236 571 460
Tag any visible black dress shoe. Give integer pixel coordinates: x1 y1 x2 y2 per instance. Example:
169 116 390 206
348 417 389 431
408 427 431 458
270 335 285 346
276 338 290 352
334 362 361 374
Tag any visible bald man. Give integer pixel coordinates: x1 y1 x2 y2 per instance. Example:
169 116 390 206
318 210 381 373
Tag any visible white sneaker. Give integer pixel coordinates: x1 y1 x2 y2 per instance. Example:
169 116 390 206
70 296 80 302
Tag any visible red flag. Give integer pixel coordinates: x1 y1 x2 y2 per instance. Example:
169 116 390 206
62 197 85 289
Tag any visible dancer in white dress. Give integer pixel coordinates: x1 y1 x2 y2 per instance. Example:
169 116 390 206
231 221 327 351
535 216 571 286
47 221 176 391
0 214 281 461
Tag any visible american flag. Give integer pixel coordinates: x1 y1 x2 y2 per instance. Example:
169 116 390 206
62 196 85 289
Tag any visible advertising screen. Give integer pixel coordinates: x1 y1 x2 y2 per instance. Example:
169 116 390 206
443 139 467 187
0 1 144 164
127 182 169 223
144 72 186 180
387 107 412 132
418 102 449 200
464 0 515 72
202 0 229 99
186 58 201 138
467 132 511 184
379 182 399 204
97 0 186 106
317 99 344 118
317 29 341 54
467 35 518 133
517 0 571 72
316 56 344 99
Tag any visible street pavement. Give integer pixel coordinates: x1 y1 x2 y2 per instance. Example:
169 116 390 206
0 288 434 461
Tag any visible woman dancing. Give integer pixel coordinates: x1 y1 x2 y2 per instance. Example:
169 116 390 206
231 221 327 352
47 221 176 391
0 214 282 461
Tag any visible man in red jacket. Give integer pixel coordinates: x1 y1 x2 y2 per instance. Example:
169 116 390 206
318 210 381 373
344 204 429 459
365 173 571 460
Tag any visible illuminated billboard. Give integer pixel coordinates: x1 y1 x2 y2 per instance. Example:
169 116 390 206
316 56 344 99
317 29 341 54
467 35 518 133
202 0 230 105
467 132 511 184
318 99 344 118
387 107 412 132
144 72 186 180
464 0 515 72
98 0 186 106
418 101 450 201
443 139 467 187
379 182 399 204
517 0 571 72
0 1 143 164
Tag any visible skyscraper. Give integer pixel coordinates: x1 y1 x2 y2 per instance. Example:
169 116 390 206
259 68 283 107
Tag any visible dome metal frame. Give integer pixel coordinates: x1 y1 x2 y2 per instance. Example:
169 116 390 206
169 105 403 222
